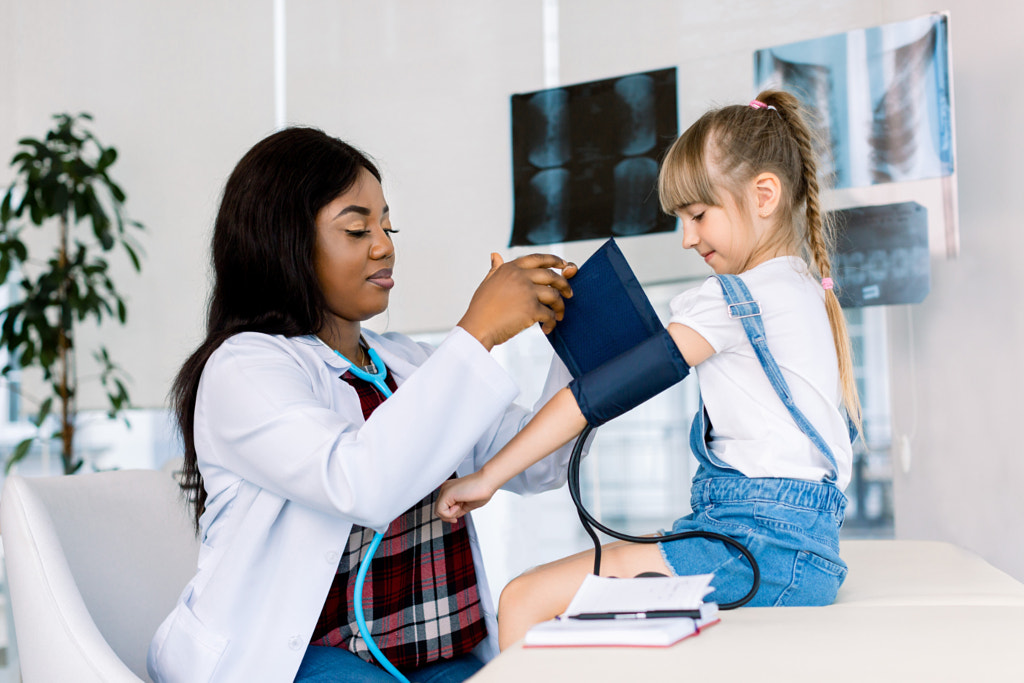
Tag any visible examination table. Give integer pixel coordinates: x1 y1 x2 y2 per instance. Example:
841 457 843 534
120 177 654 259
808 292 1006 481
469 540 1024 681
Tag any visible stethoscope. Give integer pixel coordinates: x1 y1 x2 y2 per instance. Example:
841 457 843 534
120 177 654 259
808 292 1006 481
332 344 411 683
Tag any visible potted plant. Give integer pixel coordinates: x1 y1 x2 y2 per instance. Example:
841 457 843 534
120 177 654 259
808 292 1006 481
0 112 144 474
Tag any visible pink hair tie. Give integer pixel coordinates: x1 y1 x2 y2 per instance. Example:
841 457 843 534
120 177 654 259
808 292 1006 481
821 277 834 291
749 99 777 112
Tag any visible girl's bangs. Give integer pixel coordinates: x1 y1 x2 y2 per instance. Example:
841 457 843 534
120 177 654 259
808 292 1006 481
658 132 719 213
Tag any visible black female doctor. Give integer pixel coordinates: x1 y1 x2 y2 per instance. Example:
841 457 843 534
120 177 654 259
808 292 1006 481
147 127 579 683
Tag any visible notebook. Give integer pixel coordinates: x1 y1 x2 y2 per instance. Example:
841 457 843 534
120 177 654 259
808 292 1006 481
523 574 719 648
523 607 718 648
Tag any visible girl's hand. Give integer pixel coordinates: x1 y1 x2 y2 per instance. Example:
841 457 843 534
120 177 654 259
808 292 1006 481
458 253 577 350
435 471 501 523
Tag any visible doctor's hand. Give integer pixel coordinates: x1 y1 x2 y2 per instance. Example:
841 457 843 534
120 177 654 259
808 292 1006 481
458 253 577 350
435 471 501 523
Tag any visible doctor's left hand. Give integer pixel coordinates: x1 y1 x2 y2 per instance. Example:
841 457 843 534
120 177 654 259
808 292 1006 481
435 471 500 523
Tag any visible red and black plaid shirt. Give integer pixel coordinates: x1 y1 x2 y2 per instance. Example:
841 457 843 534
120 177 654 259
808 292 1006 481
311 366 487 670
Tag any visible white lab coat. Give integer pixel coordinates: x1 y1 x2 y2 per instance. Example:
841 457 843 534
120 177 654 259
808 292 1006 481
148 326 577 683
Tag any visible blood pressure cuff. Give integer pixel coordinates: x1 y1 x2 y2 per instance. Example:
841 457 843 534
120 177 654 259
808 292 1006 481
569 327 690 426
545 238 691 427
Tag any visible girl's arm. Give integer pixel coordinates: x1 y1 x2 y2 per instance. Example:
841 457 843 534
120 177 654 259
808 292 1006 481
666 322 715 366
435 322 715 523
436 386 586 522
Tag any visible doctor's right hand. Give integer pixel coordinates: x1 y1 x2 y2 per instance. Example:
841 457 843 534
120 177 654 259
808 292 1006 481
457 253 577 350
435 471 500 523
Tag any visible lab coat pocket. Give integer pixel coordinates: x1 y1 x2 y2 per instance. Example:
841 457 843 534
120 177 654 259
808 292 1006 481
154 603 230 683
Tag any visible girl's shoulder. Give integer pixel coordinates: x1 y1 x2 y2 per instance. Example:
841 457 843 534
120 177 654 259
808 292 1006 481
669 257 812 310
743 257 823 307
668 258 818 347
696 257 817 303
669 277 726 319
743 256 814 286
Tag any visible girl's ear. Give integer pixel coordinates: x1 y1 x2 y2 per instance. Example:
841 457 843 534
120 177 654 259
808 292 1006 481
753 172 782 218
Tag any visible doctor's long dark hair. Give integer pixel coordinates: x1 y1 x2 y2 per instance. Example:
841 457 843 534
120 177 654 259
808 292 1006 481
173 128 381 532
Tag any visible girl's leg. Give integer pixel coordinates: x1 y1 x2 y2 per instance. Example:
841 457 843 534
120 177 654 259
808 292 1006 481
497 540 670 650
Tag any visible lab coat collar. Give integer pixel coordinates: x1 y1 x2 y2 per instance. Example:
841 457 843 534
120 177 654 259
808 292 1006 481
361 330 422 382
297 331 421 384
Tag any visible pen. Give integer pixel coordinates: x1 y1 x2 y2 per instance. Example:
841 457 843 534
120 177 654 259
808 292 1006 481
568 609 703 620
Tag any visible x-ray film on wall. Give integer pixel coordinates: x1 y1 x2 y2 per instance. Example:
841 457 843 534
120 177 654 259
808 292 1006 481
754 13 958 257
832 201 930 307
509 68 678 247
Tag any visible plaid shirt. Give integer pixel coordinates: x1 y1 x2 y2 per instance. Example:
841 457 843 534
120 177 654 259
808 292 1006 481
310 366 487 669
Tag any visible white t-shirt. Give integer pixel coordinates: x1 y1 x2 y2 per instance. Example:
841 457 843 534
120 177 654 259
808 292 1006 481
669 256 852 490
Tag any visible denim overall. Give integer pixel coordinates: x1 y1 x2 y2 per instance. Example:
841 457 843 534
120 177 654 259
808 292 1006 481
658 274 850 607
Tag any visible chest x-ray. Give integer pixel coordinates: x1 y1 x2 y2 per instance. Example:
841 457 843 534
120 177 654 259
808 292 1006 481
754 13 954 191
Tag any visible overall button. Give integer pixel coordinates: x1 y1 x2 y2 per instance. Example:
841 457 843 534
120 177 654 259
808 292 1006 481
288 635 302 650
325 551 340 565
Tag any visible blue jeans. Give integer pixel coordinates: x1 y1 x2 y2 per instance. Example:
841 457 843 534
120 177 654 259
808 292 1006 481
294 645 484 683
659 476 847 606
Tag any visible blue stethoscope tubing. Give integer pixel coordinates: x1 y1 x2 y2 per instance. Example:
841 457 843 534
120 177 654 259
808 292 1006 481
334 346 410 683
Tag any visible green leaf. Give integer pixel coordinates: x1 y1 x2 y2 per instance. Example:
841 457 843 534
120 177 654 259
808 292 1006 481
73 192 88 222
107 180 125 203
16 136 44 150
52 182 70 216
32 397 53 427
6 438 34 474
123 241 141 271
19 344 35 367
97 147 117 171
71 158 95 180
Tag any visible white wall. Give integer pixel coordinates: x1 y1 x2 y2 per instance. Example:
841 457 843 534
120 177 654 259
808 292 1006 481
0 0 278 411
880 0 1024 580
2 1 1023 580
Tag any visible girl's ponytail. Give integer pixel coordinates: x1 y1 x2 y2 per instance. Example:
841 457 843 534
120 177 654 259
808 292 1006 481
757 90 863 434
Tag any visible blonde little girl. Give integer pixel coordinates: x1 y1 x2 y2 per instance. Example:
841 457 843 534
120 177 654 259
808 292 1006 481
436 89 861 649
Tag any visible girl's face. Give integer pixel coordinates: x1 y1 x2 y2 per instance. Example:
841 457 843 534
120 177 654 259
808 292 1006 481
675 188 758 275
314 167 396 325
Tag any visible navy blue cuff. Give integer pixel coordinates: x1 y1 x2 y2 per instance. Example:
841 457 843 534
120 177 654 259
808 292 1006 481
569 327 690 427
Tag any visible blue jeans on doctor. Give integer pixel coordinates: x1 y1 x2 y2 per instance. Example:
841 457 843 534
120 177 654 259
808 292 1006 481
294 645 483 683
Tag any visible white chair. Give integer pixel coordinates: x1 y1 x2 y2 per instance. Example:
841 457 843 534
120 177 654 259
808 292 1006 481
0 469 200 682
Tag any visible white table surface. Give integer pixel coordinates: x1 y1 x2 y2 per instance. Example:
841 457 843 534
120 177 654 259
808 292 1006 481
469 540 1024 682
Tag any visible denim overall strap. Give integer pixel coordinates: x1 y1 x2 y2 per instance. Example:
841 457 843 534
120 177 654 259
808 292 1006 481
711 274 839 482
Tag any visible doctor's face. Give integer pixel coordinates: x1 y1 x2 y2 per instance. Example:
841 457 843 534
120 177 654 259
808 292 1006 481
314 166 396 324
